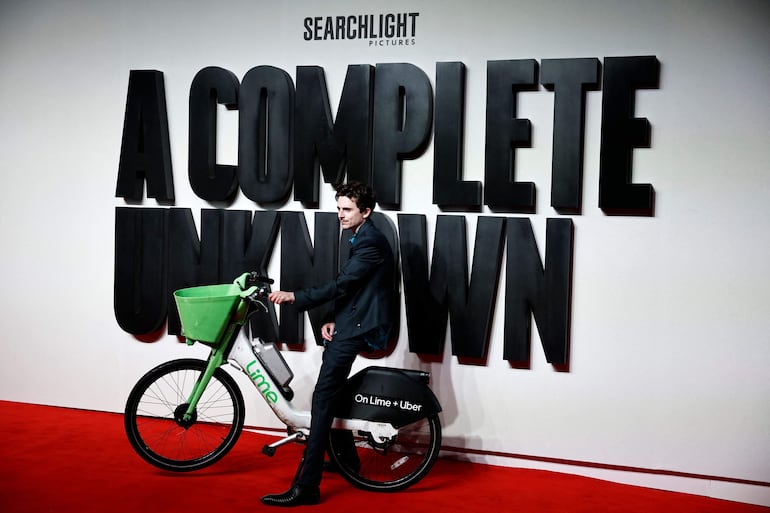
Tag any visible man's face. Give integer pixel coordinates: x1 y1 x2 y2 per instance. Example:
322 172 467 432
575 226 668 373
337 195 370 233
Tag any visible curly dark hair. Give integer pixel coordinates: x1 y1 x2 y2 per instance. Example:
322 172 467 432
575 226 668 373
334 181 376 212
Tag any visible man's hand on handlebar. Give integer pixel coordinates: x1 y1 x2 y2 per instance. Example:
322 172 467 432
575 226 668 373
268 290 295 304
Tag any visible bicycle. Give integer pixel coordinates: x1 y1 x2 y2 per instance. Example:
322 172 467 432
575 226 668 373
124 272 442 492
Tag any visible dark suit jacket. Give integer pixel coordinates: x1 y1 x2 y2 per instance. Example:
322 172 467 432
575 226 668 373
293 220 395 348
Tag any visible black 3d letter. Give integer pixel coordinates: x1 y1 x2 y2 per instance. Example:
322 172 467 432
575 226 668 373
165 208 215 335
484 60 538 213
218 210 280 341
294 65 374 206
397 214 436 353
541 58 600 213
189 67 240 201
599 56 659 215
397 214 505 357
116 70 174 201
442 216 505 359
114 207 168 334
433 62 482 210
239 66 294 204
277 212 339 345
504 218 573 365
165 208 281 336
217 210 279 283
372 63 433 208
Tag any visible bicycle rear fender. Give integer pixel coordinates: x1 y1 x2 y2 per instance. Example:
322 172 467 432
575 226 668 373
334 366 442 428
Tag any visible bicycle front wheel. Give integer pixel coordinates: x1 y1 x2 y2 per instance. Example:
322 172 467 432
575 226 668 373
329 414 442 492
124 358 245 472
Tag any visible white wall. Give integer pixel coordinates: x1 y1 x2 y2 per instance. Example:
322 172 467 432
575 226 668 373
1 0 768 506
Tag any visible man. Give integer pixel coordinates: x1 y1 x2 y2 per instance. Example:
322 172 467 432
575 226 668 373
262 181 395 507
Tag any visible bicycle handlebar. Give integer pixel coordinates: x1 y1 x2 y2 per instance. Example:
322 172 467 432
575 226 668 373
234 271 273 290
233 272 274 311
247 271 274 286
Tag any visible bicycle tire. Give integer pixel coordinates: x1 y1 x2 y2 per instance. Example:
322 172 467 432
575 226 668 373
124 358 245 472
328 414 442 492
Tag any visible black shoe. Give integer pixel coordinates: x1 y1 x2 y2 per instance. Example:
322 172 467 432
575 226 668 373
261 484 321 507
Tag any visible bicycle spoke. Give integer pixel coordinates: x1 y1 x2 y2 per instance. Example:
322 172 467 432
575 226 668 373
125 360 244 471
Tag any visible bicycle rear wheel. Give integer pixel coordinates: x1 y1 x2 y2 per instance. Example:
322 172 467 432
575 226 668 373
124 358 245 471
328 414 441 492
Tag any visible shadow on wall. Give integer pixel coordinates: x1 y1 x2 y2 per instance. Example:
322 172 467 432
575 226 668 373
398 339 461 447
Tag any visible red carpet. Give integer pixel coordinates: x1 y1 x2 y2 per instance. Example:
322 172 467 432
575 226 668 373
0 400 766 513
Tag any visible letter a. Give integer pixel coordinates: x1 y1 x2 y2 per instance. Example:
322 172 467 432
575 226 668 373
116 70 175 201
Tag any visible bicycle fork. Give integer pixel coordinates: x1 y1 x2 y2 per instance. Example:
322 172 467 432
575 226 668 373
181 298 250 422
180 329 235 422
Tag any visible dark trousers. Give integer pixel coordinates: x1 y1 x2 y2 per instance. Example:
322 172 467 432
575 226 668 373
296 336 368 488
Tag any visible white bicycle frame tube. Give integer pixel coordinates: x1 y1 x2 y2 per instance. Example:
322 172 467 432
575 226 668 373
228 335 311 431
227 334 398 443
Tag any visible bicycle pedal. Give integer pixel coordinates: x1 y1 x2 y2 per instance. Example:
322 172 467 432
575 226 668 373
262 445 277 457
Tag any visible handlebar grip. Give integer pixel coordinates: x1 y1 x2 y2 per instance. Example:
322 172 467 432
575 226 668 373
249 272 274 285
234 272 273 291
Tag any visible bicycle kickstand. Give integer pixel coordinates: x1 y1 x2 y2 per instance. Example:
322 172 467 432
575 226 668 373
262 432 304 457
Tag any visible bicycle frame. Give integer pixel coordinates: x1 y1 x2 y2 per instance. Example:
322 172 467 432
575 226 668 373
127 274 443 489
228 334 312 430
181 293 401 446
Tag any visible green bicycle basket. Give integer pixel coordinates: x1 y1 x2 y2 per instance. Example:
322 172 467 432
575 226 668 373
174 284 244 343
